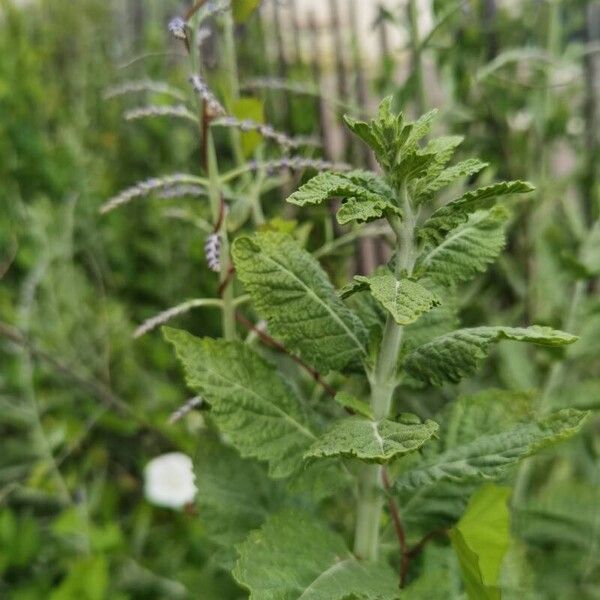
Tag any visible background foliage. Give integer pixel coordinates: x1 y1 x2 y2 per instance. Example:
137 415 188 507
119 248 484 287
0 0 598 598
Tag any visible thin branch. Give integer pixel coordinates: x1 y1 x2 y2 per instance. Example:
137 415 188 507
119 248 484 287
235 313 337 398
382 468 409 587
407 528 448 558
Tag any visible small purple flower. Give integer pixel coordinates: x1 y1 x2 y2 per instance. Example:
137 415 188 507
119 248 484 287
168 16 187 40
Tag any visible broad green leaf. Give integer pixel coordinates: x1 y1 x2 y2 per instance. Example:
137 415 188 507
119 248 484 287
416 207 509 286
351 273 440 326
394 409 588 490
305 415 438 463
232 0 260 23
450 484 511 600
420 181 535 243
164 328 315 478
232 511 399 599
334 391 374 419
232 232 368 372
402 326 577 386
194 434 284 569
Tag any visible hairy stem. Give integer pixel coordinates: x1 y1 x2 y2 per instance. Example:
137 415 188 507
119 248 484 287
354 187 416 562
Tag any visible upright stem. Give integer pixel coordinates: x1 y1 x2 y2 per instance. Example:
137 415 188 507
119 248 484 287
207 132 237 340
354 187 416 561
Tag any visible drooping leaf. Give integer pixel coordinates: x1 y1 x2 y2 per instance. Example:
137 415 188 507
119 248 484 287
287 171 381 207
232 511 400 600
450 484 511 600
416 207 509 286
420 181 535 243
305 415 438 464
350 273 440 326
164 328 315 478
394 409 588 490
286 170 400 225
402 326 577 386
232 232 368 372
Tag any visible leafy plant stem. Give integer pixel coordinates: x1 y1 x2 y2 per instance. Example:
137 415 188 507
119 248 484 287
382 468 409 586
354 185 417 562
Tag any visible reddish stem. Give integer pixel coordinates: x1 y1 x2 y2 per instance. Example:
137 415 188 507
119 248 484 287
382 468 409 587
407 528 448 559
235 312 337 398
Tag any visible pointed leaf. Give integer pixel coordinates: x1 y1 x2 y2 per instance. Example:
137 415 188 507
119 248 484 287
420 181 534 242
164 328 315 478
233 232 368 371
402 325 577 386
394 409 588 490
353 273 440 326
233 511 400 600
450 484 511 600
416 207 509 286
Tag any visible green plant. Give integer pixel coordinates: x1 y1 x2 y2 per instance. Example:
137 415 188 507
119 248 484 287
165 98 589 597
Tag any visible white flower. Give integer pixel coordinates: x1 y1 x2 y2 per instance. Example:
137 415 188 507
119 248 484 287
144 452 197 509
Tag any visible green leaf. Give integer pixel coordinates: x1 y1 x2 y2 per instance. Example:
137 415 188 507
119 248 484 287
337 196 400 225
402 325 577 386
416 158 489 203
416 207 509 286
194 434 284 569
450 484 511 600
287 171 385 208
351 273 440 326
420 181 535 243
232 232 368 372
233 511 400 599
164 328 315 478
232 0 260 23
305 415 438 463
286 171 401 225
334 391 374 419
394 409 588 490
